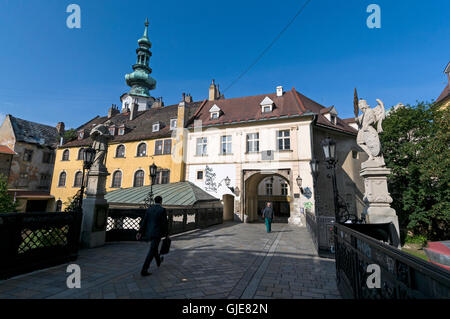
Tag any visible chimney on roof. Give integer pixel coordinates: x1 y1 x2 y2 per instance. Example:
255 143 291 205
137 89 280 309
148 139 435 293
152 97 164 108
56 122 65 135
209 79 221 101
108 104 120 118
182 93 193 103
130 99 139 121
276 86 283 97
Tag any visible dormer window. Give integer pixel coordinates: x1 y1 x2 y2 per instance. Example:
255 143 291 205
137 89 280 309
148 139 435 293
260 96 274 113
322 106 338 125
330 115 336 125
209 104 221 120
109 126 116 136
170 119 177 130
118 125 125 136
77 130 87 140
152 123 160 132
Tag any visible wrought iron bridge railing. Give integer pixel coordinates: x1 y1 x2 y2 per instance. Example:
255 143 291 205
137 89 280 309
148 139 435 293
335 223 450 299
305 211 336 258
0 211 83 280
106 207 223 242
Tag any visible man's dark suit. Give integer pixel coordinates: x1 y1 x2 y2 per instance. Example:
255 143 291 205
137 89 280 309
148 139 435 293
139 203 169 271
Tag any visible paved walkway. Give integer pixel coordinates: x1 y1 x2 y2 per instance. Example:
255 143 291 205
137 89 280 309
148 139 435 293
0 222 341 299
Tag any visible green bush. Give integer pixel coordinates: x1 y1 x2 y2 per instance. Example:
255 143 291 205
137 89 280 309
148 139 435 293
405 234 428 247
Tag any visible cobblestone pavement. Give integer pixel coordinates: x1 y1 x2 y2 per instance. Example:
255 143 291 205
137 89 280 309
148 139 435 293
0 222 341 299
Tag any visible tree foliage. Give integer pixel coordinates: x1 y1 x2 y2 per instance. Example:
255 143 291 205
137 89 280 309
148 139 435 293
0 174 16 213
381 102 450 241
63 128 77 143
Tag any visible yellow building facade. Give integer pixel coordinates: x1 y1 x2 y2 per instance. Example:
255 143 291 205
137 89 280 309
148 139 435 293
50 101 199 211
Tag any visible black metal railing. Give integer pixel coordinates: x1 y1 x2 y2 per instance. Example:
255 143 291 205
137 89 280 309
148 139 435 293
106 207 223 242
335 223 450 299
0 211 83 280
305 211 335 258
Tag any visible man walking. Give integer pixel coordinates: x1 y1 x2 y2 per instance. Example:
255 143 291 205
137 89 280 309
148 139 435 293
262 202 274 233
136 196 169 276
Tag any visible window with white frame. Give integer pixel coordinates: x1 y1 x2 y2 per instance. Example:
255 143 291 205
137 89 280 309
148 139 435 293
277 130 290 150
196 137 207 156
152 123 160 132
73 171 83 188
330 115 336 125
265 183 273 195
137 143 147 157
260 96 274 113
134 170 145 187
209 104 221 119
111 171 122 188
170 119 177 130
221 135 232 154
246 133 259 153
281 183 288 196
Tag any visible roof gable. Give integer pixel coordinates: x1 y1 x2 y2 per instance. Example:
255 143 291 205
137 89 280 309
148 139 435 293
260 96 274 106
209 104 221 112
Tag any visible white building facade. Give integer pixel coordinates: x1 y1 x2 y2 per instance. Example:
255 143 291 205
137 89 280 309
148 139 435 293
183 84 365 226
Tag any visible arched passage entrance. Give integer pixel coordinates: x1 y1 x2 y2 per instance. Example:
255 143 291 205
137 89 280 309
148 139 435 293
243 169 293 223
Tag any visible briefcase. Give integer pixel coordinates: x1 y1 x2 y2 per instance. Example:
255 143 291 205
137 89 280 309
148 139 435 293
160 236 171 255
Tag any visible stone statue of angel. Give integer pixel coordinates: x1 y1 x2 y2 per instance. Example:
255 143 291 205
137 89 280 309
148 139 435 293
354 98 386 166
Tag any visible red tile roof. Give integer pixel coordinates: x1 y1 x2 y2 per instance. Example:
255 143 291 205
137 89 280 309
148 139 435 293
187 88 356 135
436 84 450 104
0 145 16 155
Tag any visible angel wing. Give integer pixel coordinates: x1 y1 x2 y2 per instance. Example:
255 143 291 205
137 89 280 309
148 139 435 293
373 99 386 133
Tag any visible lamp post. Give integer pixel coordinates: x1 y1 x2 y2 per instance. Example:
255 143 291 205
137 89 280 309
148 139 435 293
79 147 96 210
148 163 158 206
310 158 320 214
321 137 340 222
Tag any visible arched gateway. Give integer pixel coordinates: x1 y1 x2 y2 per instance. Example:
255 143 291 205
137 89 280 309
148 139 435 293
242 169 294 223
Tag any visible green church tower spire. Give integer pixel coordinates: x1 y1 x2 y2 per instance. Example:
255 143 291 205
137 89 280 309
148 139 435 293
125 19 156 97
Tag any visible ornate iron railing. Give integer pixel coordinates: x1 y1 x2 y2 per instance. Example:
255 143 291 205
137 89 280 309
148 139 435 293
106 207 223 242
0 211 83 280
335 223 450 299
305 211 336 258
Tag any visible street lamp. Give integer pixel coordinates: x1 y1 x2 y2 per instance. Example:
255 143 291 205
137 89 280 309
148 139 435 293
79 147 96 209
321 137 341 222
144 163 158 207
310 158 320 184
321 137 336 163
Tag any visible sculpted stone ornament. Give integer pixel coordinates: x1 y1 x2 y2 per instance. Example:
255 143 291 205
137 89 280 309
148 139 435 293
354 92 400 244
81 123 112 249
355 99 386 169
90 123 113 172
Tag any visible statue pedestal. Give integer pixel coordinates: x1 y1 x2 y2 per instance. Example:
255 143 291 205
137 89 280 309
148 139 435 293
80 168 109 248
360 166 400 239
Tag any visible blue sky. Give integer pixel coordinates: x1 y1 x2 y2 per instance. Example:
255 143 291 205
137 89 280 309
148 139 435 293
0 0 449 128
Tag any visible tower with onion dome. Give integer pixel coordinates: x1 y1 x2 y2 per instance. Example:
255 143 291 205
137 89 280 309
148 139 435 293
121 19 158 112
